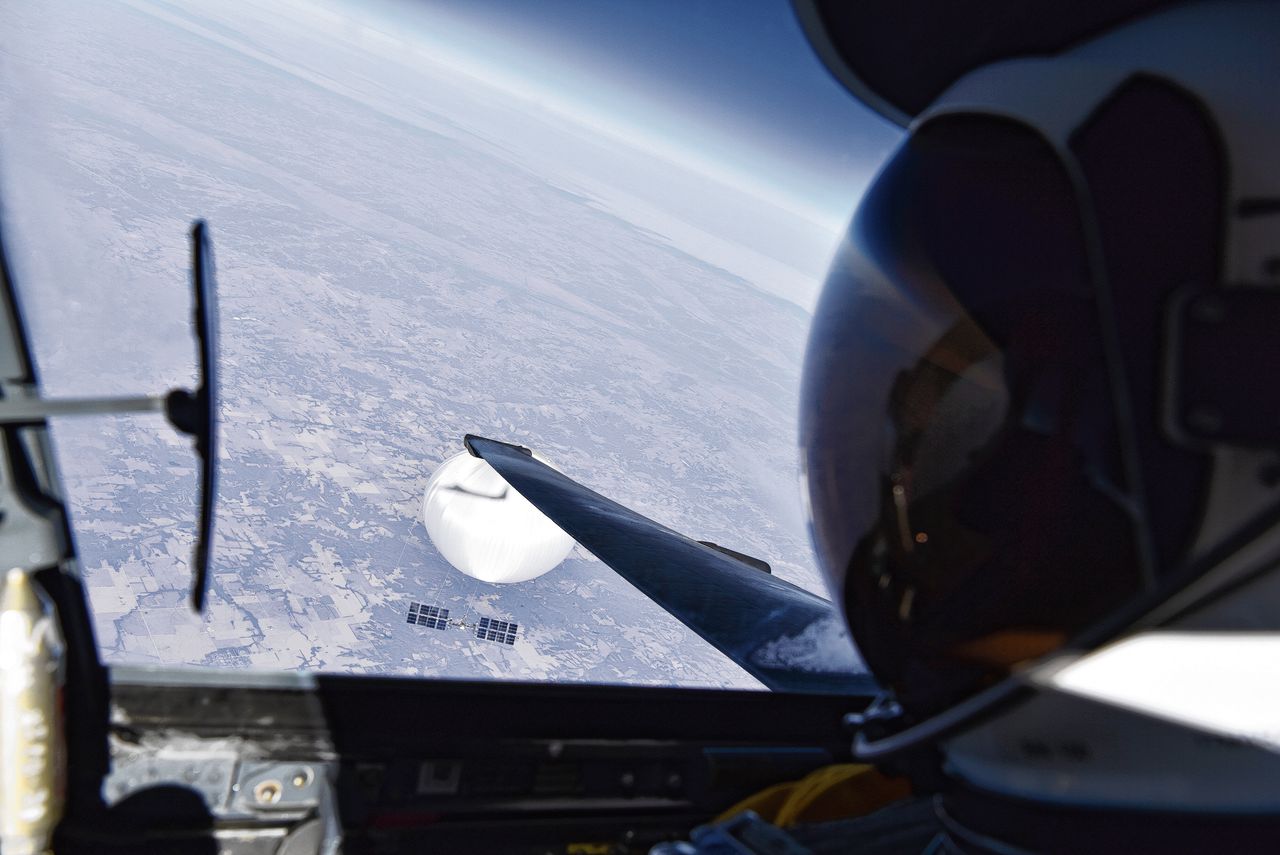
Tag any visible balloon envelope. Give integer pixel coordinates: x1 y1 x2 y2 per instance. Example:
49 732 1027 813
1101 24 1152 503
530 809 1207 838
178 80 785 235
421 451 575 583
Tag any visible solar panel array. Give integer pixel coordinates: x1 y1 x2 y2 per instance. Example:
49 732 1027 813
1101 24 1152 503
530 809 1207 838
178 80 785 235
406 602 450 630
476 616 518 645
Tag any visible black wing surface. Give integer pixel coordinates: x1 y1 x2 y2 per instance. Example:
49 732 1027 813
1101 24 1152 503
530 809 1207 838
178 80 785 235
465 435 873 694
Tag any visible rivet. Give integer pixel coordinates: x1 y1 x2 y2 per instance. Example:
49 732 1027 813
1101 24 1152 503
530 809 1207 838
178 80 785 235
254 779 283 805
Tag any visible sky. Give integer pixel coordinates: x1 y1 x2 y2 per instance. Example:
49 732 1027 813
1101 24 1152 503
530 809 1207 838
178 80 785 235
0 0 896 684
339 0 902 229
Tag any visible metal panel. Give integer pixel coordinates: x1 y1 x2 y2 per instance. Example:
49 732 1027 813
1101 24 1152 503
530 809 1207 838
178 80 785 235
407 602 450 630
465 436 870 694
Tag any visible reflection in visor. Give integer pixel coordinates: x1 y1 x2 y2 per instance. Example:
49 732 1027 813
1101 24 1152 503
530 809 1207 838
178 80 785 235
802 115 1144 720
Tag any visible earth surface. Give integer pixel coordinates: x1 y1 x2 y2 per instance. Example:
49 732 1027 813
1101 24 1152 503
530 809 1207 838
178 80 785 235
0 0 864 689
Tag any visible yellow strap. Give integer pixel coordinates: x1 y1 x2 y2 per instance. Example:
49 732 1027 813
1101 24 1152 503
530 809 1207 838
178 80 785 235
716 764 911 828
714 780 796 825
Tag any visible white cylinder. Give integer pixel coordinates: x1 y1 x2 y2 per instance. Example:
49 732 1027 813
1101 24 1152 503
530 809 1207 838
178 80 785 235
421 451 575 584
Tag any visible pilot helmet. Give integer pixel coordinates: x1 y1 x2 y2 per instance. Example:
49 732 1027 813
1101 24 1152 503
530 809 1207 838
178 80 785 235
800 0 1280 827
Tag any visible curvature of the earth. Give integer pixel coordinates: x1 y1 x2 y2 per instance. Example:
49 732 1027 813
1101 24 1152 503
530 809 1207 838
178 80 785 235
0 0 862 689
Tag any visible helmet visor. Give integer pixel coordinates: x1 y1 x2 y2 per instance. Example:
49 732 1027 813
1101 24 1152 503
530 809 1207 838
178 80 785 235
802 115 1146 719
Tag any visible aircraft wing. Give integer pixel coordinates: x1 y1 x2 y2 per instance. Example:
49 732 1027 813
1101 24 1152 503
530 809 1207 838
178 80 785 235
465 435 874 694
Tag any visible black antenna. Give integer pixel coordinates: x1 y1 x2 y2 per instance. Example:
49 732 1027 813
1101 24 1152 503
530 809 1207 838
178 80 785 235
164 220 219 613
0 221 220 612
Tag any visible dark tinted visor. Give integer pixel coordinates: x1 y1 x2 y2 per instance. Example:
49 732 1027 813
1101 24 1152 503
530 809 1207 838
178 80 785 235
802 115 1145 719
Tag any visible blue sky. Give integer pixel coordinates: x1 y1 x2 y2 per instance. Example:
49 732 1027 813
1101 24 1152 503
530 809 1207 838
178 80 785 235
353 0 902 228
0 0 879 681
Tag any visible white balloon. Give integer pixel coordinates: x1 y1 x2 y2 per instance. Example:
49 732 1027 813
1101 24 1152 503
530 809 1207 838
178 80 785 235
421 451 575 584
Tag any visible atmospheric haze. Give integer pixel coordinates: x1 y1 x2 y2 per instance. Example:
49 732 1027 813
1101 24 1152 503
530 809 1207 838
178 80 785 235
0 0 868 688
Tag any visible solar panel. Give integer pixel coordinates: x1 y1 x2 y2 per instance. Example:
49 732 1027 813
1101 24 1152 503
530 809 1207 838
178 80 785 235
476 616 518 645
406 601 450 630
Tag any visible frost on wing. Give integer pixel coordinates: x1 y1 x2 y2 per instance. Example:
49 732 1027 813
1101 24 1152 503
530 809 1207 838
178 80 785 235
751 616 866 674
